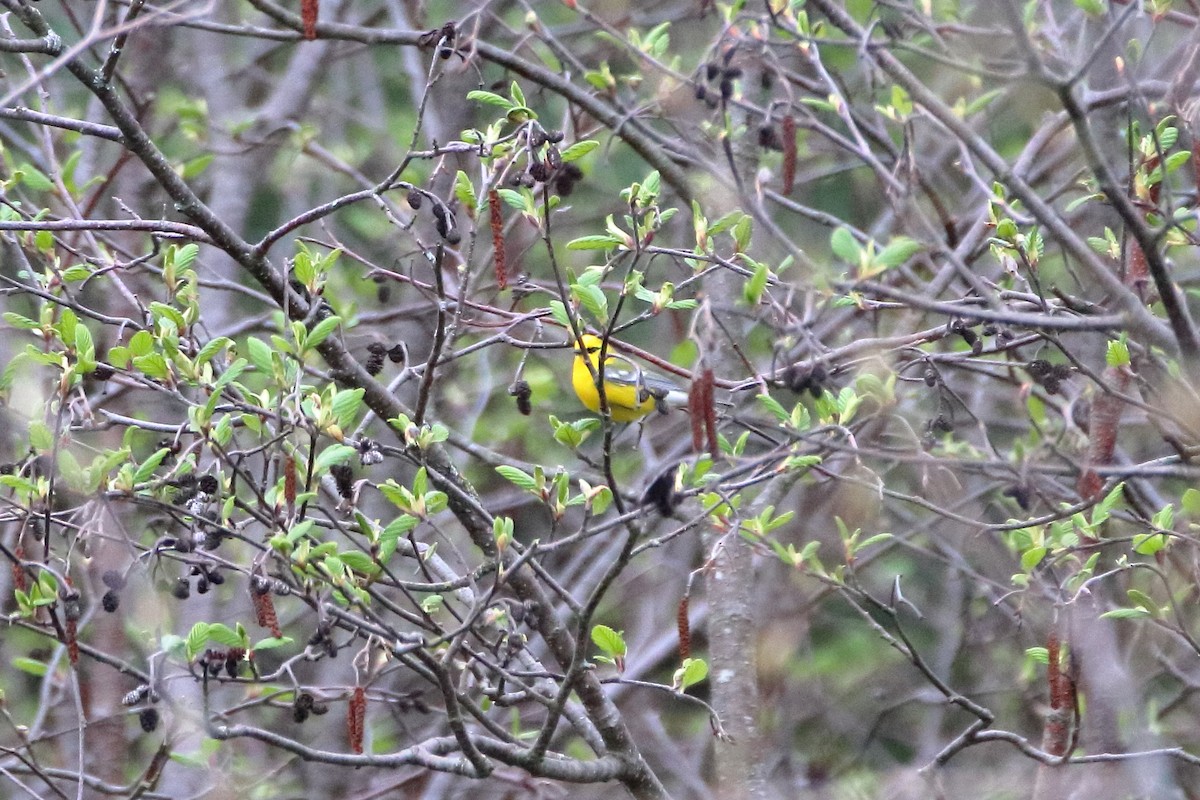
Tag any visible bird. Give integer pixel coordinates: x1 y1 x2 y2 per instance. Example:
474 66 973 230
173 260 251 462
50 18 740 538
571 333 688 422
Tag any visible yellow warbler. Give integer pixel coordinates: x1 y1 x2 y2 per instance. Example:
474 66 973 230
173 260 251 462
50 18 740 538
571 334 687 422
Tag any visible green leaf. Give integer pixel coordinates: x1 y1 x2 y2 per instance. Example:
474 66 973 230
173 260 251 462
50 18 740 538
1182 487 1200 517
129 330 154 357
1020 545 1047 571
830 227 862 263
304 315 341 351
1091 482 1125 527
1100 607 1150 620
252 636 293 652
854 532 893 551
875 237 922 268
466 90 513 109
181 154 214 179
509 81 526 107
560 140 598 162
315 444 356 472
331 388 365 430
185 622 211 661
16 162 54 191
205 623 245 649
576 283 608 322
1162 149 1191 174
28 420 53 452
149 302 186 332
1105 337 1130 368
1152 503 1174 532
496 465 538 491
590 624 627 657
743 260 769 305
757 393 789 424
497 188 528 210
58 309 78 347
12 657 49 677
454 170 477 216
246 337 273 374
547 301 571 327
963 88 1004 117
74 324 96 371
133 353 170 380
1133 532 1169 556
61 264 92 282
567 234 623 251
731 215 752 252
4 312 40 330
285 519 317 546
382 514 419 538
676 657 708 691
551 416 598 448
173 243 200 272
1126 589 1159 614
133 448 171 485
211 359 246 394
195 336 233 366
339 550 380 575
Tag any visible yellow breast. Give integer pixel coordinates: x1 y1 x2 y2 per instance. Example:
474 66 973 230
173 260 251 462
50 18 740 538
571 343 655 422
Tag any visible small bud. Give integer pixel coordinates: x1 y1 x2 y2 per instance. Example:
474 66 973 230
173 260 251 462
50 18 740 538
139 708 160 733
508 380 533 415
330 464 354 499
123 685 150 706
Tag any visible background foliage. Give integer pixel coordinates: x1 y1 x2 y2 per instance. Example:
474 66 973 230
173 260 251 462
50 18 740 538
1 1 1200 798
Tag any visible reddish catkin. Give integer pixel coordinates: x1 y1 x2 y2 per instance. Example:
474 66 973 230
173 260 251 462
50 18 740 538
1126 239 1150 302
301 0 318 40
677 595 691 660
348 686 366 754
65 619 79 665
283 454 297 518
1077 365 1131 501
1144 154 1162 206
252 587 282 639
687 378 706 453
11 544 26 593
781 115 797 196
1044 632 1068 757
488 190 507 290
700 368 719 458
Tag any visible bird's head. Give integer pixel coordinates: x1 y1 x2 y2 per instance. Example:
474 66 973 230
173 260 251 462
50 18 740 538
575 333 604 357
